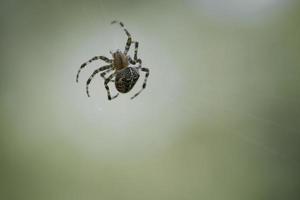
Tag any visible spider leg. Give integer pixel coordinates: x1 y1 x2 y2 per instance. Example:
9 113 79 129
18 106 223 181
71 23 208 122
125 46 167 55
76 56 112 82
86 64 112 97
131 67 150 99
100 68 115 82
104 73 119 100
128 56 142 68
111 20 132 55
127 41 141 65
132 41 139 61
127 41 140 62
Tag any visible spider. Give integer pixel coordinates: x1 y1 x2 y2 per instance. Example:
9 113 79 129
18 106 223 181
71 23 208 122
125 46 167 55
76 20 150 100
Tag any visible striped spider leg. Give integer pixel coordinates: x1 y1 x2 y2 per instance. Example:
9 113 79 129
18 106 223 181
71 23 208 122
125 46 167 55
111 20 132 55
104 73 119 100
85 64 112 97
100 68 115 82
131 67 150 99
76 56 112 82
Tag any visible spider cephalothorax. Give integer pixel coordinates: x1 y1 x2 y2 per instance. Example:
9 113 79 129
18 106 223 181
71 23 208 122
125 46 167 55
76 21 149 100
112 50 129 70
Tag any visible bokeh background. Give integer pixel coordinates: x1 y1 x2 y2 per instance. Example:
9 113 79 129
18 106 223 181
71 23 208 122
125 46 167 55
1 0 300 199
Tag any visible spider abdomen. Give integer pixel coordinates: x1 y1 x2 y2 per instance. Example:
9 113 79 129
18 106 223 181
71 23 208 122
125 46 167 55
115 67 139 93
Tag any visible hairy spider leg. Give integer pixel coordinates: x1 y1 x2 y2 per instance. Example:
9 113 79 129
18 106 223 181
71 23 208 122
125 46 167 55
86 64 112 97
129 58 142 69
100 68 115 82
128 55 141 65
105 73 119 100
131 67 150 99
76 56 112 82
132 41 139 61
128 41 141 66
111 20 132 55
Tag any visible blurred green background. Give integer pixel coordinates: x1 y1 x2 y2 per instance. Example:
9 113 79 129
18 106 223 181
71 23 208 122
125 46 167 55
1 0 300 199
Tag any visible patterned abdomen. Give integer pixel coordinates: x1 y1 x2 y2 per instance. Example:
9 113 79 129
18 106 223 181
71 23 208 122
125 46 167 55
115 67 140 93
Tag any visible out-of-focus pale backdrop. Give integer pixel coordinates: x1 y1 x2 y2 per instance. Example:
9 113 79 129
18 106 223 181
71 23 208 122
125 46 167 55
1 0 300 199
